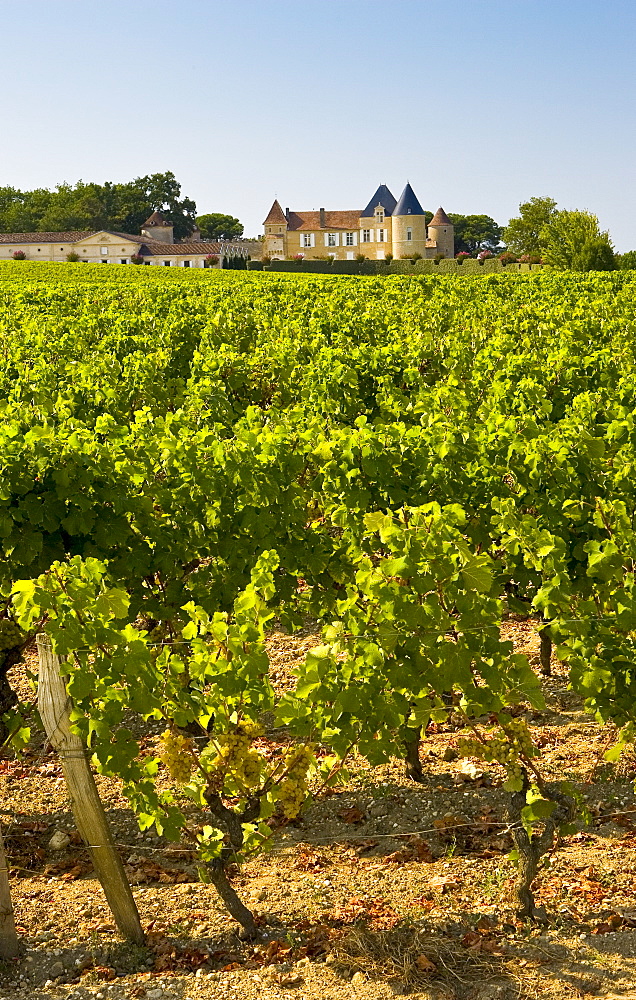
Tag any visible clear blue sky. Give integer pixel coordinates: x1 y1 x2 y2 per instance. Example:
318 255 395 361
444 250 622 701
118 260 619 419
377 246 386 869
1 0 635 249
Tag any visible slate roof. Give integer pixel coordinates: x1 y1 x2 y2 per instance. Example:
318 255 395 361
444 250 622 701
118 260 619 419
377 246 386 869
286 210 361 232
361 184 397 218
394 183 425 217
429 207 452 226
263 200 288 225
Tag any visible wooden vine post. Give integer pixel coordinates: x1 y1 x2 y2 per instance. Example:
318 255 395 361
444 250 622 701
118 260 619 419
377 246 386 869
0 821 22 959
36 634 144 945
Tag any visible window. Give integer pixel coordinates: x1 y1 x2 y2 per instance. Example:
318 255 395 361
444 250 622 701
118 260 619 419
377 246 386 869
407 228 412 242
120 259 127 264
375 209 384 223
303 233 312 248
101 259 108 263
164 260 171 266
100 246 108 255
362 229 371 243
377 229 386 243
345 232 354 246
327 233 337 247
183 260 190 267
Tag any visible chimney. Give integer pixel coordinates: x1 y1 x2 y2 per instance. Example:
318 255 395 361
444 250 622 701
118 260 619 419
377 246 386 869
285 207 289 219
319 207 325 228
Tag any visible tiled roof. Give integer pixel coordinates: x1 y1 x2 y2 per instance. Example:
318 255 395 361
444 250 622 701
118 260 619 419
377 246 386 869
361 184 397 218
0 231 93 244
394 182 425 217
143 210 169 227
428 207 452 226
286 210 361 232
141 240 228 255
263 200 287 225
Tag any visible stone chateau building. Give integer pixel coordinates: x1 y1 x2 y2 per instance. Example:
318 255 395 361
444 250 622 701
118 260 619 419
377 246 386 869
0 211 247 266
263 183 454 261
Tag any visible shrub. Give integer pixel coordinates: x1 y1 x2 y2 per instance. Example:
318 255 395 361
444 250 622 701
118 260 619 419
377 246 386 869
204 254 219 267
571 238 616 272
66 252 80 262
455 251 471 266
477 250 492 260
130 254 144 265
354 253 367 262
499 251 518 266
400 252 422 262
11 250 26 260
289 254 304 262
434 253 445 263
384 253 393 264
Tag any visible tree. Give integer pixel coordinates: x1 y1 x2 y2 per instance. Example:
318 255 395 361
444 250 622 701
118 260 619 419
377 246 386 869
616 250 636 270
197 213 244 240
449 214 503 254
540 209 614 270
0 173 198 240
571 237 616 272
503 197 558 256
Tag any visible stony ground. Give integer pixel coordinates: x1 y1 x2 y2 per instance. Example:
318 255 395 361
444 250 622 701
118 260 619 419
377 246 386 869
2 621 636 1000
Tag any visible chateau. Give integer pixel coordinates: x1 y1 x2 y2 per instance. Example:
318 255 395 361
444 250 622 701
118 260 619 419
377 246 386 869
0 211 247 266
263 183 454 261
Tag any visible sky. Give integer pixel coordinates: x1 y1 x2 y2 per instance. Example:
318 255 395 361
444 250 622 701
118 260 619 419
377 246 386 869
1 0 635 249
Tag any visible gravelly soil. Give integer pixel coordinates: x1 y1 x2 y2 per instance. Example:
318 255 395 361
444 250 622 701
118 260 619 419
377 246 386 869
2 620 636 1000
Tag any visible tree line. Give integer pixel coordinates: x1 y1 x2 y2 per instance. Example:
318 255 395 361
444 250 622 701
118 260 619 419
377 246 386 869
0 172 631 267
0 173 244 242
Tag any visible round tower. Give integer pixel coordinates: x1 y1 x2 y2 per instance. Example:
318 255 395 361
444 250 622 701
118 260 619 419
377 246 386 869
140 210 174 244
427 207 454 259
391 182 427 258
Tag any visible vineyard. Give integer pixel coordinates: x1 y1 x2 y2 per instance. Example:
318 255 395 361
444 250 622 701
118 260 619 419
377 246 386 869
2 262 636 999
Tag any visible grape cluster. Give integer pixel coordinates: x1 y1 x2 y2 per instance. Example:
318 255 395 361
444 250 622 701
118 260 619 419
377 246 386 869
277 745 315 820
458 719 535 781
0 619 24 652
208 722 264 793
158 729 194 783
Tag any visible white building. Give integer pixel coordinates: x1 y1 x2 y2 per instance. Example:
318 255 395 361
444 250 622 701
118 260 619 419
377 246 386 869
0 211 248 267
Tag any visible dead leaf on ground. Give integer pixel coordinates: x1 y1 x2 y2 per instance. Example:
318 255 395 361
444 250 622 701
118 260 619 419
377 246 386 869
429 874 460 893
338 806 366 824
415 953 436 973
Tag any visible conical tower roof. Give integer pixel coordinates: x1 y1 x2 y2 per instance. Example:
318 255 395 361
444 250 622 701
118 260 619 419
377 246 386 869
263 199 287 225
361 184 397 218
143 210 169 227
429 206 452 226
394 182 425 216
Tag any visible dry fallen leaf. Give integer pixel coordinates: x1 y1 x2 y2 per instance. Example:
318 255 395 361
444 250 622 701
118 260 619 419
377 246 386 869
415 954 436 973
338 806 366 825
429 874 460 893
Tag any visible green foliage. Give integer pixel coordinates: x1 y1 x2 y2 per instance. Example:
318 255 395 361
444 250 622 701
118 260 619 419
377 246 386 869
2 264 636 922
196 213 244 240
541 209 613 270
616 250 636 270
503 197 558 256
571 238 616 272
0 172 197 240
449 213 503 254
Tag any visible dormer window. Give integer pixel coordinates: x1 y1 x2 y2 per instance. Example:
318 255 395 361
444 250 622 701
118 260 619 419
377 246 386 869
375 208 384 223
